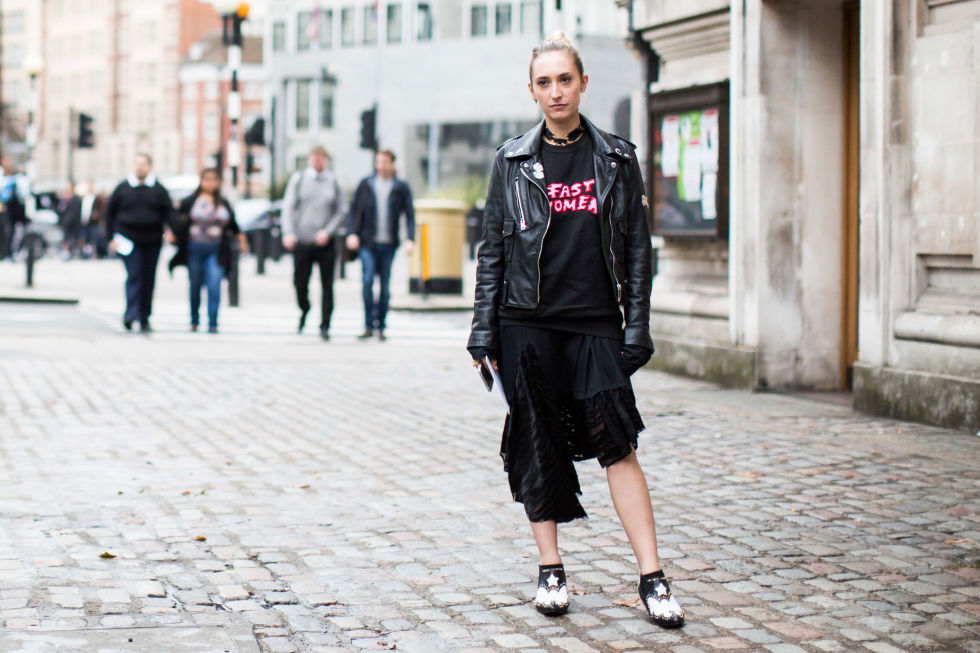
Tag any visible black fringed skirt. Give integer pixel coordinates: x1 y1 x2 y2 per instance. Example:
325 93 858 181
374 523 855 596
497 324 645 523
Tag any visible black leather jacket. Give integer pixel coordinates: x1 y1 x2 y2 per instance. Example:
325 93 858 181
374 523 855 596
467 116 653 355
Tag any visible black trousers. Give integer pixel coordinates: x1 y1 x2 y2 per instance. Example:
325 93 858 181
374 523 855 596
122 244 162 324
292 242 336 330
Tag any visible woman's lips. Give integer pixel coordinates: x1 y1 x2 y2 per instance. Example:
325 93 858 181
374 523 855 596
550 103 567 110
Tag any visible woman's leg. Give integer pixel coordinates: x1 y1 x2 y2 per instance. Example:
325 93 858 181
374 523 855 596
204 248 223 329
187 244 204 326
606 451 661 574
530 520 561 565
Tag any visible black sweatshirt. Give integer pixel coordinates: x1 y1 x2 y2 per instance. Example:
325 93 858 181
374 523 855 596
105 178 174 247
498 135 622 338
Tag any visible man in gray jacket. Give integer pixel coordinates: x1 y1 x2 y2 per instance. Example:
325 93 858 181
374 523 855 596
282 145 345 340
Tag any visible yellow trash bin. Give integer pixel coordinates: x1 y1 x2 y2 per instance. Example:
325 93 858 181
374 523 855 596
410 199 467 295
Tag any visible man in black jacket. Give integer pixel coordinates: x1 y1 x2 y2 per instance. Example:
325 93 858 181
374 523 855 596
345 149 415 341
105 153 174 332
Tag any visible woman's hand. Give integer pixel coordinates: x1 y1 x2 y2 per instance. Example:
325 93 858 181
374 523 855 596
469 347 499 371
620 344 652 376
164 230 176 245
237 233 249 255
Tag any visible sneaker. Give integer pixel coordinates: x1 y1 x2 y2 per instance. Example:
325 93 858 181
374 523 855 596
319 327 330 341
190 324 199 332
533 564 569 616
139 321 153 333
377 330 387 342
639 571 684 628
357 329 374 340
208 326 218 334
123 318 133 331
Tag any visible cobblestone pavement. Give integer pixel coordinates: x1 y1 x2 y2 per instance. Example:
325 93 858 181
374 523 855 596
0 257 978 652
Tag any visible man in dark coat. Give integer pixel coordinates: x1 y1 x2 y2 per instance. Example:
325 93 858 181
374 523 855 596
345 149 415 341
105 153 174 332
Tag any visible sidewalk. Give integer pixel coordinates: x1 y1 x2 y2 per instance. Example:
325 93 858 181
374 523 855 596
0 257 978 653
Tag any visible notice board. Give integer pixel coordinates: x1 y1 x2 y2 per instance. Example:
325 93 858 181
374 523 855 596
648 81 729 238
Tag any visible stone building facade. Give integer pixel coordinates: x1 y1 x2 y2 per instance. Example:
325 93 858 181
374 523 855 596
620 0 979 431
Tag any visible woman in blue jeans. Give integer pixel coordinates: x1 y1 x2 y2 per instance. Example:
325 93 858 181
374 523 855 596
172 169 247 332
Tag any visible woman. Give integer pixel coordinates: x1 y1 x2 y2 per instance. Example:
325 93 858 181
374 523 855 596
172 168 247 333
467 32 684 628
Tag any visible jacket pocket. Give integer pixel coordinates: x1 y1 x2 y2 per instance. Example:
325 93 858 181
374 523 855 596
502 220 515 263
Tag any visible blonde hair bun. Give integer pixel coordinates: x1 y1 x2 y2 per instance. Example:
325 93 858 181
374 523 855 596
529 30 584 79
545 30 573 45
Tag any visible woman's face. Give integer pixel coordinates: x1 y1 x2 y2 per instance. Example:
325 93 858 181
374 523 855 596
200 171 220 194
528 51 588 126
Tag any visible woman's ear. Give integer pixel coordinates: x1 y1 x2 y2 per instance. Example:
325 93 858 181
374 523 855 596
528 82 536 102
581 74 589 94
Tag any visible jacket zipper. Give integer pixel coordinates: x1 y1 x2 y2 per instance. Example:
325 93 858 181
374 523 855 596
520 166 551 303
608 196 622 302
514 179 528 231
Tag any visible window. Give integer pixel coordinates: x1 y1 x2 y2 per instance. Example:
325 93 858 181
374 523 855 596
417 3 433 40
341 7 355 46
319 82 334 129
183 153 197 175
295 80 310 130
205 81 219 99
362 5 377 45
182 112 197 141
319 9 334 49
521 0 541 35
297 11 312 51
272 21 286 51
386 4 402 44
205 110 219 140
470 4 488 37
4 12 24 34
495 3 512 35
183 82 198 100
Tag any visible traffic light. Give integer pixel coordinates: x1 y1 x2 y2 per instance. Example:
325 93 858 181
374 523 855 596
244 117 265 146
359 107 377 151
77 112 94 149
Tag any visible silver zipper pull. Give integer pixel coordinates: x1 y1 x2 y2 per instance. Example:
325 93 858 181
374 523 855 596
519 217 527 231
616 283 622 302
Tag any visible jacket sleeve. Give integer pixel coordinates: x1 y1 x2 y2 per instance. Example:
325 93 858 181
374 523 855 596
157 185 178 232
622 153 654 352
346 180 365 238
225 199 240 234
280 173 298 238
104 185 121 239
466 151 507 355
323 178 346 235
402 182 415 242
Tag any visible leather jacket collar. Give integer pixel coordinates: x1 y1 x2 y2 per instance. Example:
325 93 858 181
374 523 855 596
502 115 630 161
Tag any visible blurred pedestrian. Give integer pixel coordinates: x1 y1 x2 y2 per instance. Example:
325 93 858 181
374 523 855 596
170 168 247 333
0 157 26 260
79 181 107 259
466 32 683 627
57 181 83 259
105 153 174 333
281 145 345 340
345 149 415 341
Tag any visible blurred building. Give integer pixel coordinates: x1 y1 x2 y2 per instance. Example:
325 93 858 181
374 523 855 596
621 0 979 431
0 1 43 171
178 35 267 195
264 0 639 196
8 0 223 190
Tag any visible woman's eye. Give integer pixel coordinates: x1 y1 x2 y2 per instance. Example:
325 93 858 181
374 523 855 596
537 80 549 87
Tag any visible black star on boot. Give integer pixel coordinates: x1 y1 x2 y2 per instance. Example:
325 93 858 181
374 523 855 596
639 570 684 628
